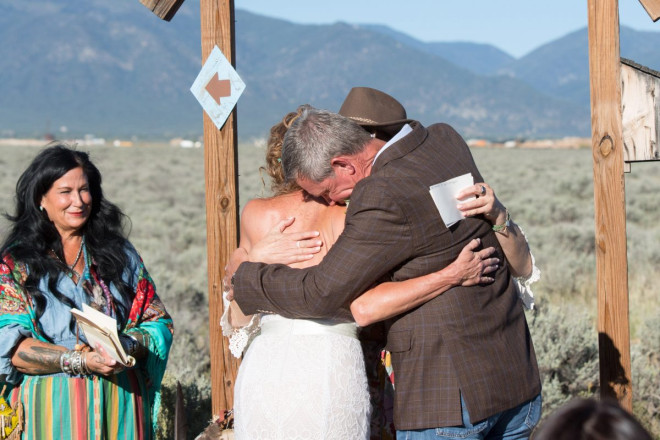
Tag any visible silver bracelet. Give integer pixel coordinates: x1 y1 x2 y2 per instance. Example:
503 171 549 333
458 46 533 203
60 350 75 375
70 350 84 375
61 350 89 376
80 351 90 376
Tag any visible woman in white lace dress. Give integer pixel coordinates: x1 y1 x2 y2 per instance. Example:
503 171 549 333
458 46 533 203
221 109 537 440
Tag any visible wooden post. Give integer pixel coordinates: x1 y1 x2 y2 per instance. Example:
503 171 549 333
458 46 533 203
587 0 632 410
199 0 240 416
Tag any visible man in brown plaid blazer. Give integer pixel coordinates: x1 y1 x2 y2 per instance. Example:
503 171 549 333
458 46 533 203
233 90 542 439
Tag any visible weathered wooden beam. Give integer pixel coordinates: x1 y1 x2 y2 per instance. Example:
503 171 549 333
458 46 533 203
638 0 660 21
199 0 240 417
587 0 632 410
140 0 185 21
621 58 660 163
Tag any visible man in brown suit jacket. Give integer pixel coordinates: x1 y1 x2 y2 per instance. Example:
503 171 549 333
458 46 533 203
232 90 542 439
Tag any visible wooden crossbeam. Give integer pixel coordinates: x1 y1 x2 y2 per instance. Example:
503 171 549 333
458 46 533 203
139 0 185 21
638 0 660 21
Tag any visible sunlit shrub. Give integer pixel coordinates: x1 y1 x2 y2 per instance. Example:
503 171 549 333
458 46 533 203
527 300 600 412
632 316 660 437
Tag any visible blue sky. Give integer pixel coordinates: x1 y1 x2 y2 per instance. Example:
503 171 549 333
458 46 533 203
234 0 659 58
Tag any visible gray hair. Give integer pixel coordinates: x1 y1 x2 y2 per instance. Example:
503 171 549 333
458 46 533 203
281 105 372 182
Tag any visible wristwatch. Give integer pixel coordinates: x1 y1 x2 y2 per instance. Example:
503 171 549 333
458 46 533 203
121 334 139 355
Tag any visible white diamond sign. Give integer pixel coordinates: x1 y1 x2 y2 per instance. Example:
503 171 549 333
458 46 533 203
190 45 246 130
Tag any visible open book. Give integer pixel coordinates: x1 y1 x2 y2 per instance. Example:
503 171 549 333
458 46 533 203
70 304 136 367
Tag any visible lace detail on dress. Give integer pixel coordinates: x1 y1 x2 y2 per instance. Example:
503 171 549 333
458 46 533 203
220 292 262 358
234 315 371 439
513 225 540 310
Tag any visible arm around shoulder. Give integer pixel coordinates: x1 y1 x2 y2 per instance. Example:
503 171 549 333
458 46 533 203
235 179 411 319
350 238 499 326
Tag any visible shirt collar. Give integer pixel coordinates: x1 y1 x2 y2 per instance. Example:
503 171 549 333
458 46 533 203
372 124 413 165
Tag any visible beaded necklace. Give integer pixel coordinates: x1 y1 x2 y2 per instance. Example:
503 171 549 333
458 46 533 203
50 236 85 279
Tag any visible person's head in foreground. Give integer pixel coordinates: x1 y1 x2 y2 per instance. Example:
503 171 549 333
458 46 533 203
532 398 652 440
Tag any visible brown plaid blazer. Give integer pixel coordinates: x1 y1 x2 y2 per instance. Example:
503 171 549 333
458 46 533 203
234 122 541 430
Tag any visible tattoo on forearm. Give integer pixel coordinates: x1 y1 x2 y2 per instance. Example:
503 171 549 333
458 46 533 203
17 346 64 375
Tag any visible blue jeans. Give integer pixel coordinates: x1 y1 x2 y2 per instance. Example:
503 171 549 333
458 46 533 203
398 393 542 440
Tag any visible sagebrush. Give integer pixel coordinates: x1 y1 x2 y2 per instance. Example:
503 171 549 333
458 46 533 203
1 143 658 439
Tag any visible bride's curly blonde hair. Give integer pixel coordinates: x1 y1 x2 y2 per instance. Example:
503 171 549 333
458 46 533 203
261 107 304 196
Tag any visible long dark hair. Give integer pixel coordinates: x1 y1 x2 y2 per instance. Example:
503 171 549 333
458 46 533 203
532 398 653 440
1 143 135 336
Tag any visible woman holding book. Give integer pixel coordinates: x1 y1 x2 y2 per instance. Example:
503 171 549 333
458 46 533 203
0 144 173 439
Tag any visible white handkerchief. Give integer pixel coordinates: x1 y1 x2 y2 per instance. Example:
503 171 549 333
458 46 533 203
429 173 475 227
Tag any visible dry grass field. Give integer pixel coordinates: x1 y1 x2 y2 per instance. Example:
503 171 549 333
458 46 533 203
1 141 658 438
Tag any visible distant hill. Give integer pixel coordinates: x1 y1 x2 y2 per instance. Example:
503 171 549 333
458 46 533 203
0 0 658 140
0 0 202 139
362 24 515 75
233 15 589 141
497 26 660 107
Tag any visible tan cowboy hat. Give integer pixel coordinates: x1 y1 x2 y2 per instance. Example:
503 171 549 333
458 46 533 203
338 87 413 137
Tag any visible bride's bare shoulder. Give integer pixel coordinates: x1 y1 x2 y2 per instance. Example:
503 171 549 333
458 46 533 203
240 191 308 237
242 191 304 216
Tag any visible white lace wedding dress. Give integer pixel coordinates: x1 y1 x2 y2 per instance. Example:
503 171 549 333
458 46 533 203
222 310 371 440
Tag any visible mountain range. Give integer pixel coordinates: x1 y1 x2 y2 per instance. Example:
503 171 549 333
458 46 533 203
1 0 659 141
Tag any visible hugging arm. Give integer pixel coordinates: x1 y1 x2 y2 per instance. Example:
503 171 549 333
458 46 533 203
224 215 323 328
232 181 528 323
233 182 410 320
233 177 492 320
229 213 498 330
229 222 499 327
350 237 498 327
